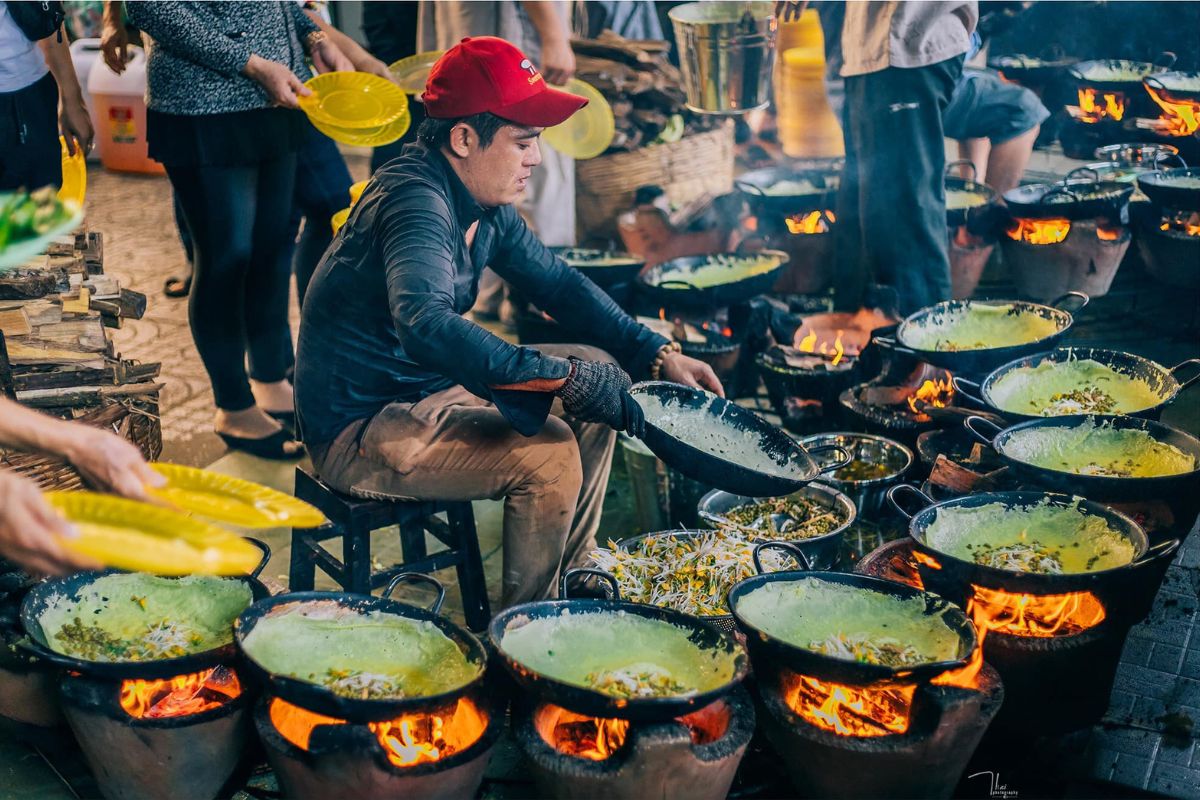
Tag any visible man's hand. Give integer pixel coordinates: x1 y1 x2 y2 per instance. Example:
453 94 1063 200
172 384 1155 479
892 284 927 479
310 37 355 75
660 352 725 398
540 37 576 86
100 16 130 74
63 427 165 502
60 94 94 156
558 358 645 437
356 55 399 85
244 55 311 109
0 470 99 575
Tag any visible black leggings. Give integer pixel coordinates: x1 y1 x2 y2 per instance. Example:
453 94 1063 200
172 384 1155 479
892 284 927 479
166 156 297 411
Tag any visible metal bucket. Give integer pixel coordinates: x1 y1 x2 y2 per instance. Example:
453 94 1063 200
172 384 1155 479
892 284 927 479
669 2 778 115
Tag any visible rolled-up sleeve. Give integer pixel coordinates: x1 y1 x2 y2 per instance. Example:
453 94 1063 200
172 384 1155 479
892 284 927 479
128 2 253 77
374 189 572 408
490 208 669 376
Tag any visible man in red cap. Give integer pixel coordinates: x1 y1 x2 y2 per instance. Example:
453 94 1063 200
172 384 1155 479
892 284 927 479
295 37 721 607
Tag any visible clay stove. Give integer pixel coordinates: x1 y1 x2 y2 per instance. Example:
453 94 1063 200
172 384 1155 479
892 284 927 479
1001 216 1130 302
256 692 502 800
58 666 249 800
754 648 1003 798
758 324 857 433
839 361 956 447
511 688 754 800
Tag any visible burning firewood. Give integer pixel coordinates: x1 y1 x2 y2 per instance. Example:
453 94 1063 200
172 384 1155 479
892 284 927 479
929 455 1009 494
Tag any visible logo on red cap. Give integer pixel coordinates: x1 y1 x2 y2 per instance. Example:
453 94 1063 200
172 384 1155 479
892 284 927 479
519 58 543 85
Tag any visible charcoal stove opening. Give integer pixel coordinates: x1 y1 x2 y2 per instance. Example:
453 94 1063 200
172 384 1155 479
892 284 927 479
60 665 249 726
532 698 736 762
840 363 957 441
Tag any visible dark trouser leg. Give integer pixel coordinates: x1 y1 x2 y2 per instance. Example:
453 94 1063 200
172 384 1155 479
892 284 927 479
841 58 962 316
291 124 352 308
833 89 866 312
167 162 259 411
244 154 298 386
0 73 62 192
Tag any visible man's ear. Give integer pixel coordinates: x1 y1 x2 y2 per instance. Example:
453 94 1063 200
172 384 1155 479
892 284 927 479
447 123 473 158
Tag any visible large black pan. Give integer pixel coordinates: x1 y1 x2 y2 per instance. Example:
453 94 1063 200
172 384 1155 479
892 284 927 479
636 251 789 311
630 381 851 497
876 293 1088 376
19 539 271 680
552 247 645 289
1003 174 1134 221
489 569 749 723
727 541 978 685
964 414 1200 504
234 573 487 723
1069 55 1174 96
1137 167 1200 211
944 160 998 229
887 485 1179 601
1144 71 1200 104
734 159 843 217
953 348 1200 424
987 48 1078 86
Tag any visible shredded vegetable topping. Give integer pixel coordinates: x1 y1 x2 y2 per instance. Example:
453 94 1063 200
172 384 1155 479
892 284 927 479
56 617 205 661
586 667 691 699
721 495 845 539
969 541 1065 574
588 530 787 617
809 632 927 667
1041 387 1118 415
321 668 405 700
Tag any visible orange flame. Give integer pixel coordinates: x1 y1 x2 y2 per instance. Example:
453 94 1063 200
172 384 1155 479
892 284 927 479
268 697 488 767
1146 85 1200 137
795 327 846 366
1006 217 1071 244
785 210 835 235
119 666 241 719
967 585 1106 638
534 705 631 760
1096 224 1122 241
931 640 984 689
1160 212 1200 237
1078 88 1126 122
783 673 916 737
907 372 954 414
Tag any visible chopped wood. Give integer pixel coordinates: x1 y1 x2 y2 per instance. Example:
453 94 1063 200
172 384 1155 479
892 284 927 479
929 454 1007 493
91 288 147 321
61 286 90 314
11 361 161 391
16 381 164 409
0 307 31 337
0 331 14 400
83 275 120 298
860 385 916 406
0 269 59 300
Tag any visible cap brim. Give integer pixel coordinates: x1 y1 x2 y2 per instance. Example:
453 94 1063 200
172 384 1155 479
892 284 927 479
493 85 588 128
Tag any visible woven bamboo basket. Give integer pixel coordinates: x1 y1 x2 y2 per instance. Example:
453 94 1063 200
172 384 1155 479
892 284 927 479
0 397 162 492
575 122 735 242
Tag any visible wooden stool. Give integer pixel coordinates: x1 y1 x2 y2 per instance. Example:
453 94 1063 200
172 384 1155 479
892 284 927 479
289 468 492 631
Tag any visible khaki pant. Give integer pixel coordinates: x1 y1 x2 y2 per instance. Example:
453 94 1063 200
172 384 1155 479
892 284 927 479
310 345 616 608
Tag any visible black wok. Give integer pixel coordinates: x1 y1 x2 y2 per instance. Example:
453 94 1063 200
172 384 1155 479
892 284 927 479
552 247 645 289
696 483 857 570
877 292 1088 376
636 251 789 311
631 381 851 497
727 541 978 685
734 160 843 217
1093 142 1183 168
944 160 998 229
964 414 1200 504
1003 174 1134 221
1069 55 1174 96
953 347 1200 424
488 569 749 722
887 485 1179 602
234 573 487 723
1144 71 1200 104
19 539 271 680
987 48 1078 85
1137 167 1200 211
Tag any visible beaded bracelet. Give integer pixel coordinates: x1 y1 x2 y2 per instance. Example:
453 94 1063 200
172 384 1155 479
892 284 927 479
649 341 682 381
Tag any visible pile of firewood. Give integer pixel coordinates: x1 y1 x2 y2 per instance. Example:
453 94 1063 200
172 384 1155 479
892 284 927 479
572 32 723 153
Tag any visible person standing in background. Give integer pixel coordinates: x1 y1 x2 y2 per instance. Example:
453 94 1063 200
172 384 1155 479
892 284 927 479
418 0 579 325
0 1 93 191
362 1 425 172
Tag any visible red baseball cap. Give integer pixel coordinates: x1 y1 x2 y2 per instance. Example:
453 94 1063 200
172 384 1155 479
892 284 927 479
423 36 587 127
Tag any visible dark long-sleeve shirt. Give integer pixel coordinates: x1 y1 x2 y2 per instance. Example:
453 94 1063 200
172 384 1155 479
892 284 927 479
294 142 668 450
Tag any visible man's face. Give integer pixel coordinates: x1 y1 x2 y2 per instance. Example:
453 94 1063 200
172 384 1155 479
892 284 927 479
455 123 543 207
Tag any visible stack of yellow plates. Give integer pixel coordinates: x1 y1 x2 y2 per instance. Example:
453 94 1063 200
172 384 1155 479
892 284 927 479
300 72 411 147
349 179 369 204
389 50 444 95
331 207 350 234
542 79 614 160
58 136 86 206
46 491 263 576
148 463 328 529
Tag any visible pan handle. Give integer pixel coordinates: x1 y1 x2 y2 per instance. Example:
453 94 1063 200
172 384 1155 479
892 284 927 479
952 376 985 406
1131 538 1181 568
1049 291 1089 314
1169 358 1200 391
886 484 935 521
560 568 620 601
1064 166 1100 184
963 415 1003 447
871 334 918 358
1143 75 1167 93
1041 185 1080 205
752 541 812 575
656 279 702 292
733 179 766 197
1153 51 1177 70
807 444 853 475
945 159 977 181
1152 151 1187 170
383 572 446 614
245 537 271 579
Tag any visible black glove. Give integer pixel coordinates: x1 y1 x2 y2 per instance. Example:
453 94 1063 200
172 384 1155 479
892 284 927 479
557 357 645 437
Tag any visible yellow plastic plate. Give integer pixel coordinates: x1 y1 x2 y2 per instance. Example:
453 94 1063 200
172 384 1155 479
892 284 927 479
542 78 614 161
389 50 444 95
148 463 328 530
299 72 409 129
310 109 410 147
58 136 86 207
349 180 368 205
331 207 350 234
46 491 262 576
